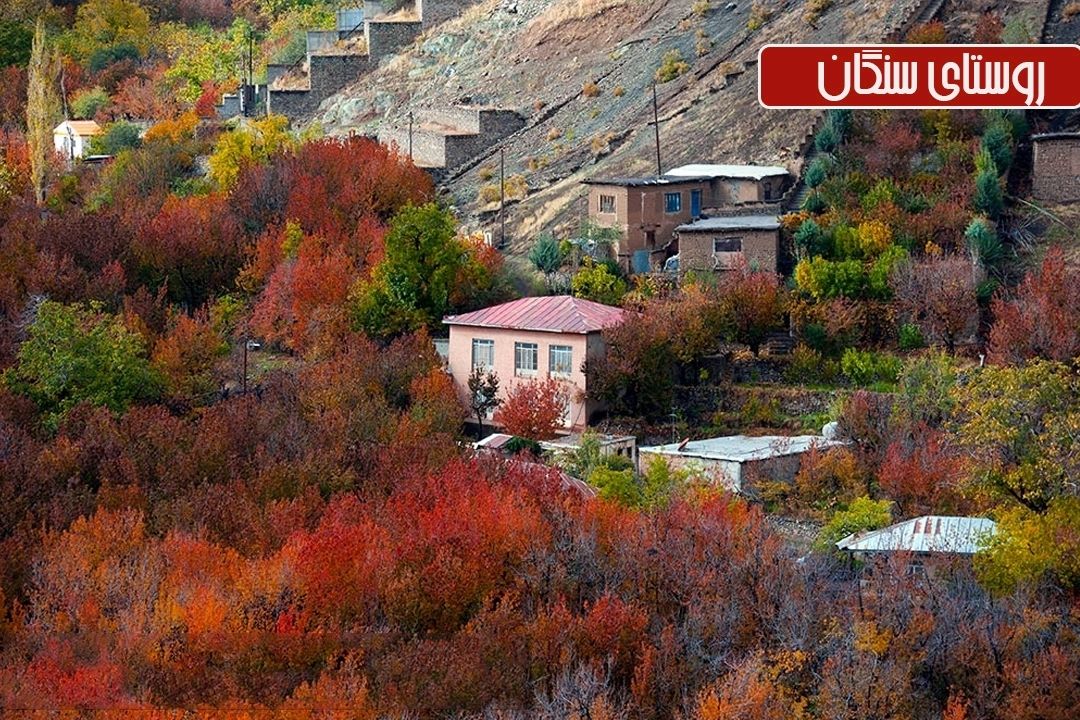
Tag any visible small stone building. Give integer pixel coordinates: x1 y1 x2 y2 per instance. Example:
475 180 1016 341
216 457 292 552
638 434 842 493
1031 132 1080 203
583 164 789 272
675 215 781 274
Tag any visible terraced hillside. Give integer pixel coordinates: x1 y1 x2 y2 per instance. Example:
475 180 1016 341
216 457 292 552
311 0 1054 251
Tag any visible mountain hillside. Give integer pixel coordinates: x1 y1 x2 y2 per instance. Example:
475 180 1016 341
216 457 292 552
313 0 1053 250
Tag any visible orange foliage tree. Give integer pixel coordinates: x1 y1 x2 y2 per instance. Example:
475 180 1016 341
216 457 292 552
494 376 572 440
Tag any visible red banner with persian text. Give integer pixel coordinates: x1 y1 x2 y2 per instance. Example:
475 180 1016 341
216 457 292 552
758 44 1080 109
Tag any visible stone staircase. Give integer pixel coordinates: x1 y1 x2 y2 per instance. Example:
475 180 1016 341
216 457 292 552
378 106 525 173
218 1 463 121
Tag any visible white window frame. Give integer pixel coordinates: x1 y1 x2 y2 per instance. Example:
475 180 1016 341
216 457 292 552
471 338 494 370
549 345 574 378
514 342 539 376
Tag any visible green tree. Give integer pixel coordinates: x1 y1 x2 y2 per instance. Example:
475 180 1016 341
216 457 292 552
528 233 563 274
951 361 1079 512
351 203 467 339
67 0 152 61
70 86 109 120
973 151 1003 218
588 466 640 506
5 301 162 430
0 20 33 67
26 17 59 204
571 259 626 306
815 496 893 551
90 120 141 155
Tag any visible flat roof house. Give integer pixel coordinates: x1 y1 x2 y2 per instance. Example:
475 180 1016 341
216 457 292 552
53 120 102 161
674 214 782 274
583 164 789 272
443 296 626 431
638 434 842 492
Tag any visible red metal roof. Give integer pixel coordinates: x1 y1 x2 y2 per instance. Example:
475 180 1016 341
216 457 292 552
444 295 625 334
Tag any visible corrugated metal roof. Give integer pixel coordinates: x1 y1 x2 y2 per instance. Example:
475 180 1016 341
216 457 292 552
444 296 625 334
640 434 842 462
676 215 781 232
55 120 103 136
666 164 790 180
836 516 997 555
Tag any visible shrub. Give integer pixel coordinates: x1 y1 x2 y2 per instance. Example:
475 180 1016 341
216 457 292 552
655 49 690 83
785 344 839 386
802 191 828 214
840 348 902 388
71 86 109 120
90 121 142 155
747 2 772 30
694 29 711 57
546 127 563 141
571 260 627 306
793 218 826 257
964 216 1003 270
612 85 625 97
804 0 834 24
898 323 925 350
814 496 892 551
582 80 601 98
692 0 712 17
796 447 866 509
1065 2 1080 20
588 466 640 506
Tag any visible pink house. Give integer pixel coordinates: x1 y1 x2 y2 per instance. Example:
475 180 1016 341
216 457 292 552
443 296 626 431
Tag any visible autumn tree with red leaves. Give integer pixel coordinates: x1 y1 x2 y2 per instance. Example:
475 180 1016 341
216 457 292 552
987 247 1080 365
891 254 979 354
494 376 572 440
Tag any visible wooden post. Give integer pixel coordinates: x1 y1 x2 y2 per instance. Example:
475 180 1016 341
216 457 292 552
652 82 662 177
499 146 506 248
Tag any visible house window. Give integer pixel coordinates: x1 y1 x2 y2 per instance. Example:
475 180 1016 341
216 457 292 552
664 192 682 213
549 345 573 377
471 338 494 370
514 342 538 375
598 194 616 214
713 237 743 254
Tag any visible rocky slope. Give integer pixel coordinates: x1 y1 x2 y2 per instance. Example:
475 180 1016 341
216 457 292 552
311 0 1054 252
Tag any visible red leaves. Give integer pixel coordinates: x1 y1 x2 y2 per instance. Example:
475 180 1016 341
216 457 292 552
988 247 1080 365
494 376 572 440
880 428 968 516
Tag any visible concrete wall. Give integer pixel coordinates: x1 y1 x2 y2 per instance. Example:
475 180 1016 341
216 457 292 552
678 228 779 274
307 30 339 54
447 326 605 431
365 19 423 60
635 451 804 493
1033 136 1080 203
266 64 289 85
379 108 523 170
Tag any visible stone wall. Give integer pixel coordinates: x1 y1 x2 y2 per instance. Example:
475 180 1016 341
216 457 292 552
270 54 371 118
1032 135 1080 203
365 20 423 60
678 228 780 274
306 30 339 54
378 107 524 171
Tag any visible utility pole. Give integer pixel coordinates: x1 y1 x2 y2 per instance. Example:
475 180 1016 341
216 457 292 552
652 82 662 177
499 146 506 248
408 111 414 159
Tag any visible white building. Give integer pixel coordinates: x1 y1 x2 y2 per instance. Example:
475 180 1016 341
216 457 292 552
638 434 842 492
836 516 998 556
53 120 102 161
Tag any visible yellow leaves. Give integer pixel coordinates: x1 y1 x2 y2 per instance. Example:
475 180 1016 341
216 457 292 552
208 114 295 190
144 111 200 144
854 620 894 656
856 219 893 256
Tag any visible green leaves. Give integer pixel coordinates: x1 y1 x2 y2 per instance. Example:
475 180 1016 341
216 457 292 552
5 301 162 430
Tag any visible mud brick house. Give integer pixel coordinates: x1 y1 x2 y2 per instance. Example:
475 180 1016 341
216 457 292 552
1031 133 1080 204
443 296 625 431
583 164 789 272
674 215 781 274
